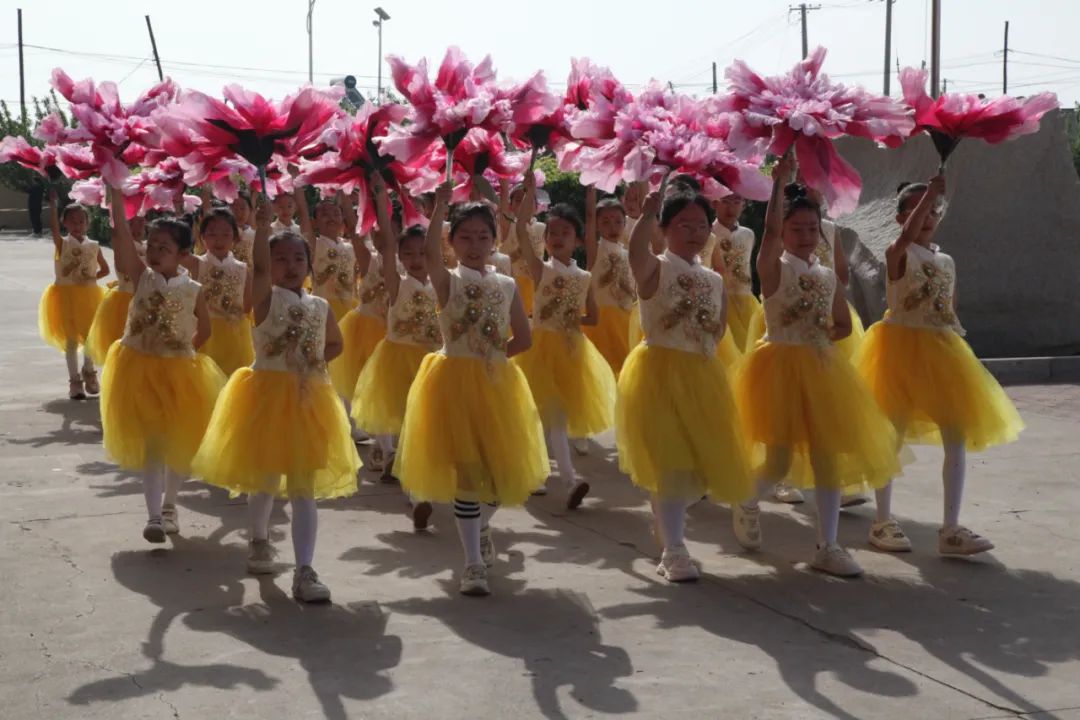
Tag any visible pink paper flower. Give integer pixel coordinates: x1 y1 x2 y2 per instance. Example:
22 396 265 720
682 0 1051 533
381 47 509 168
299 103 438 234
0 136 60 178
725 47 914 214
556 58 636 172
899 66 1058 164
500 71 567 155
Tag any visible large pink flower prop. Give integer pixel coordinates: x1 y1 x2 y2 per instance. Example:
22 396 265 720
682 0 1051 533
381 47 509 178
299 103 438 234
158 84 342 190
0 136 61 179
725 47 913 214
899 66 1058 166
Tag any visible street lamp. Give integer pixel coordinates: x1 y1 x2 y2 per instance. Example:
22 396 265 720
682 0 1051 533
373 6 390 103
307 0 316 84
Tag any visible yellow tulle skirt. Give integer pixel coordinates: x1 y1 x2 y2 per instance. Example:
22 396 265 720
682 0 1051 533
396 354 548 505
513 328 616 437
329 309 385 398
616 344 752 502
857 321 1023 451
193 369 361 499
326 296 354 323
101 343 226 473
39 283 105 352
199 315 254 376
583 304 631 375
85 287 131 365
726 293 760 354
746 299 864 359
515 274 536 316
351 339 432 435
735 341 900 492
628 304 643 350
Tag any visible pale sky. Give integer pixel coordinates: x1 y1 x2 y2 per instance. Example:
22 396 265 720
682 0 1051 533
1 0 1076 113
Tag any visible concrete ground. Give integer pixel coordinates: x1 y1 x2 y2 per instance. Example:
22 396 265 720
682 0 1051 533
2 236 1079 720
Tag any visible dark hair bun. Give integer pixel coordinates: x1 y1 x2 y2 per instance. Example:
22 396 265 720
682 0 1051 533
783 183 808 200
896 181 912 194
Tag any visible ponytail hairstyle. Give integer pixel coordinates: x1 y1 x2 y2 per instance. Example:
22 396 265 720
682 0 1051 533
782 183 823 222
659 190 716 229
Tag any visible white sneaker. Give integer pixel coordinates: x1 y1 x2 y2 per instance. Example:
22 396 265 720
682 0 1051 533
656 546 700 583
732 504 762 550
246 539 276 575
572 438 590 456
161 504 179 535
479 525 495 568
868 519 912 552
841 493 869 508
939 526 994 556
459 563 490 596
772 482 804 504
566 481 590 510
142 518 166 544
292 565 331 603
811 544 864 577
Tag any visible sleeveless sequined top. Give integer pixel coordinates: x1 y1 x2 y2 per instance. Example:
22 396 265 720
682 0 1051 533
762 252 836 348
885 243 965 335
440 265 517 363
386 274 442 350
197 252 247 320
714 223 755 296
252 287 330 376
592 239 637 311
639 251 726 357
121 267 201 358
54 236 100 286
532 258 591 333
312 235 358 303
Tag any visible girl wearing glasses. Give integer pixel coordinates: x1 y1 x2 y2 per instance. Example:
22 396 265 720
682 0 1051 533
857 175 1023 557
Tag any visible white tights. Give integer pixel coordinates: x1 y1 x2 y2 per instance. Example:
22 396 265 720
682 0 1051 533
653 495 690 550
248 489 319 567
874 425 967 528
65 340 93 379
142 460 184 520
742 446 843 546
548 421 575 489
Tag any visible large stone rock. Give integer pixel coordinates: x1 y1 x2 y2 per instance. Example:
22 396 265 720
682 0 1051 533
834 109 1080 358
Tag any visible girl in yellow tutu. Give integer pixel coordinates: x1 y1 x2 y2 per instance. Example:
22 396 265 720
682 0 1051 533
352 179 443 527
583 186 637 376
397 182 547 596
100 187 224 544
294 190 359 322
497 181 546 315
513 174 616 509
178 207 254 375
330 211 393 455
710 193 758 353
731 155 901 578
617 186 752 583
86 214 146 366
857 175 1022 556
193 201 360 603
40 195 110 399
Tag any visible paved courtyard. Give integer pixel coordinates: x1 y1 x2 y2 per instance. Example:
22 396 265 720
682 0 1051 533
1 237 1078 719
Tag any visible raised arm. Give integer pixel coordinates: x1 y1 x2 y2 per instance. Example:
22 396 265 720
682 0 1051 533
427 182 453 306
756 153 795 300
251 194 274 324
109 187 148 289
515 172 544 285
371 175 401 305
628 191 662 300
827 221 850 286
584 185 598 271
48 190 63 253
340 190 359 241
497 179 512 245
293 186 316 247
886 173 945 282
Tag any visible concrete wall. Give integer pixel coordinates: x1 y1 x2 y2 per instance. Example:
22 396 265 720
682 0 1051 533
0 187 31 231
835 109 1080 358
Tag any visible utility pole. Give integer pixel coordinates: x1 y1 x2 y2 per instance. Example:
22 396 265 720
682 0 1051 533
306 0 315 84
17 8 26 125
145 15 163 81
1003 20 1010 94
882 0 894 95
712 62 718 94
373 7 390 103
790 4 823 59
930 0 941 97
